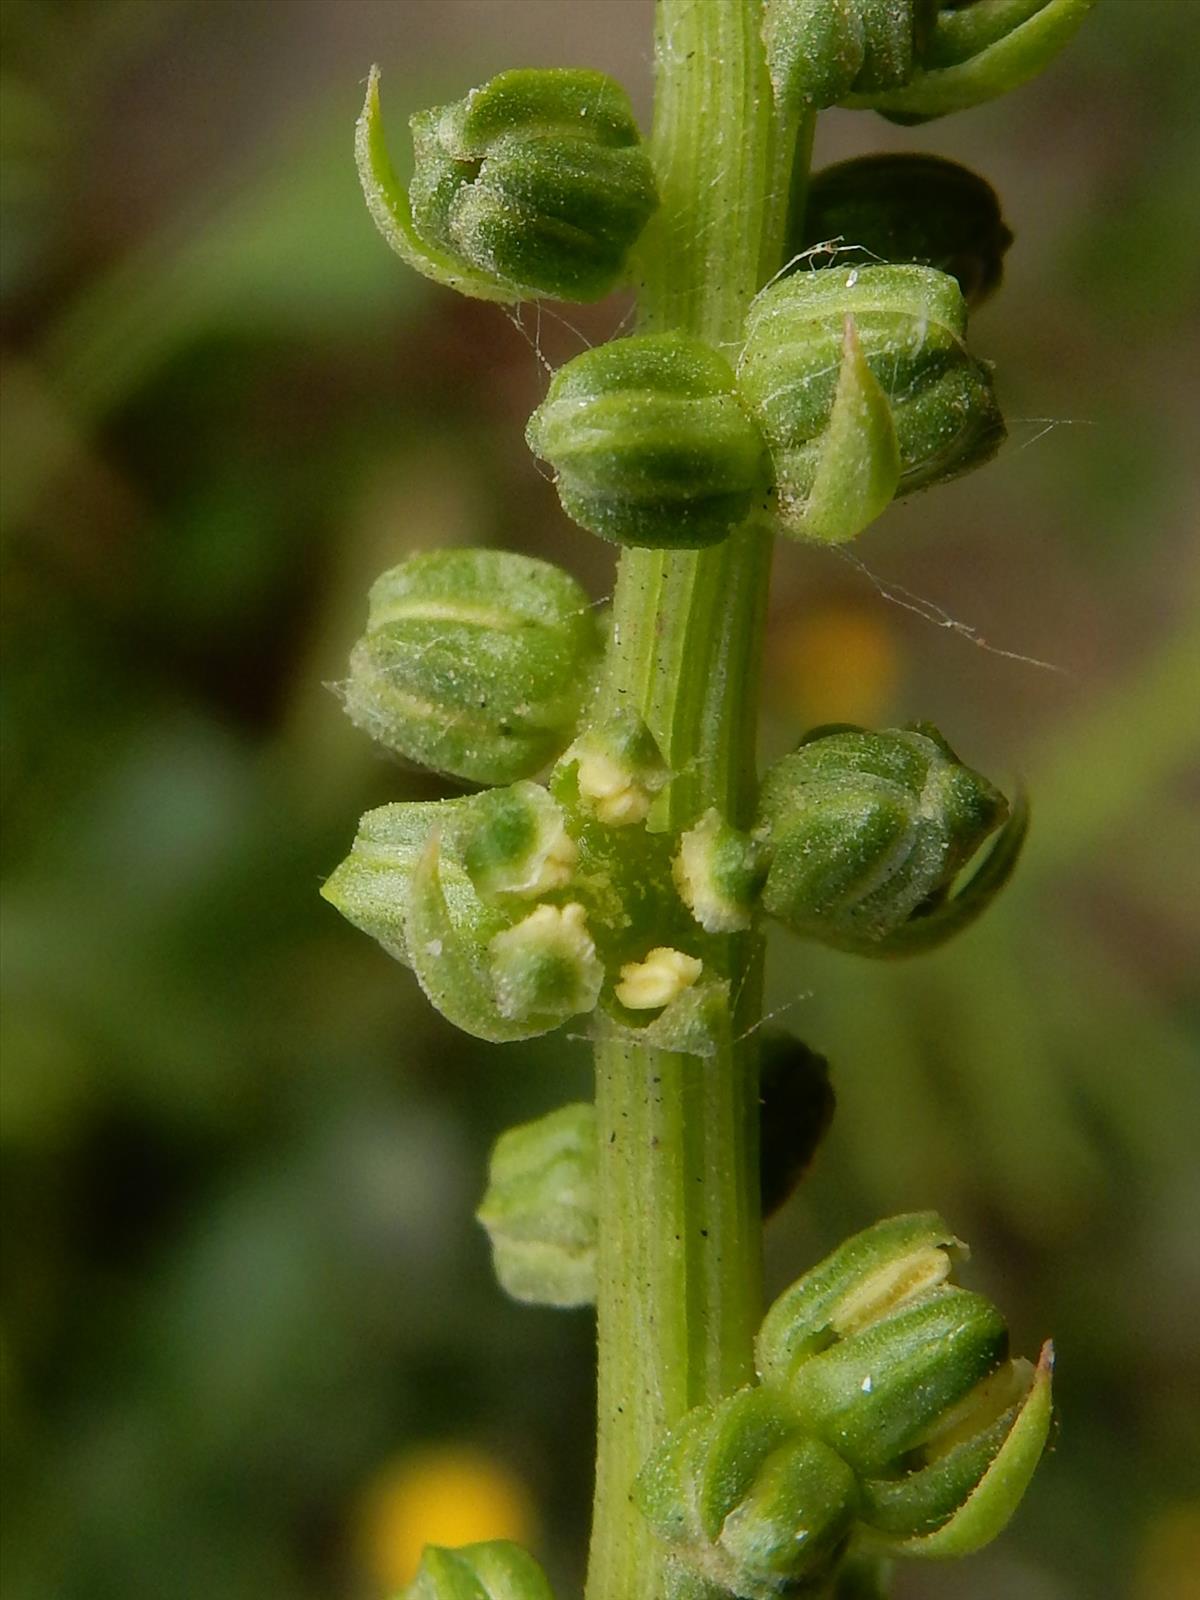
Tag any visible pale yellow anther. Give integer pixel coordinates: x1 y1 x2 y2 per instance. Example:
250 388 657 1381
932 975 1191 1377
576 748 653 826
673 808 751 933
521 822 578 896
616 947 703 1011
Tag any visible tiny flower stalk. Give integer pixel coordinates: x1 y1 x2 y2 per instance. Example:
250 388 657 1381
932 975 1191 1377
332 1 1096 1595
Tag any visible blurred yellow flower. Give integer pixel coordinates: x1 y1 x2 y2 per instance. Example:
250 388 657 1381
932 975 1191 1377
355 1444 539 1594
768 601 899 729
1134 1502 1200 1600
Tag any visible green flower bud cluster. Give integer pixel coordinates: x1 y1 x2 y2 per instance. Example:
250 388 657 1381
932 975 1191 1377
476 1039 832 1309
402 1540 555 1600
357 66 657 303
765 0 1098 120
528 259 1001 550
756 723 1027 957
636 1214 1055 1598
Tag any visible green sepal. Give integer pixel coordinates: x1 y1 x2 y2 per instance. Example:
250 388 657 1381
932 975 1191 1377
844 0 1099 123
782 1286 1010 1475
320 796 480 968
757 1212 963 1386
764 0 940 112
401 1539 556 1600
356 67 513 302
635 1386 858 1599
799 153 1012 309
476 1103 597 1308
890 1342 1054 1557
869 790 1028 958
526 331 767 549
800 314 901 543
407 833 585 1042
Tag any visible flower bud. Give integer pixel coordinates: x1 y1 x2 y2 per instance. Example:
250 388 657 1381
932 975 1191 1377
402 1541 555 1600
635 1386 858 1598
357 65 657 304
343 549 603 786
799 154 1012 308
476 1103 596 1308
756 723 1022 956
526 333 766 548
673 808 769 933
842 0 1099 124
753 1213 1053 1549
737 265 1004 542
764 0 941 112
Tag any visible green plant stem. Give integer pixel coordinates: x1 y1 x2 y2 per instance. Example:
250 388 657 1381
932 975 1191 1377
586 5 811 1597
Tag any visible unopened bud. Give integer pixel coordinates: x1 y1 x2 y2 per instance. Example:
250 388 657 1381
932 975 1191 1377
738 265 1004 542
756 723 1020 956
358 65 657 304
526 332 766 549
636 1386 857 1598
842 0 1099 124
477 1103 597 1308
343 548 602 786
764 0 940 112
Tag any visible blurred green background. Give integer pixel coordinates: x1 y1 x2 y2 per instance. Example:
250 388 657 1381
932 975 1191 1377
2 3 1197 1598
